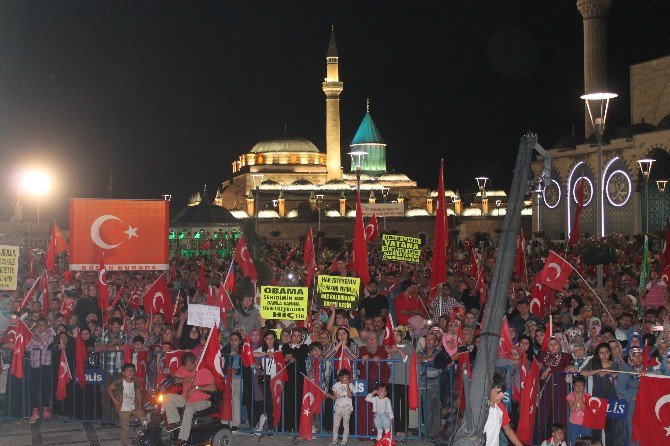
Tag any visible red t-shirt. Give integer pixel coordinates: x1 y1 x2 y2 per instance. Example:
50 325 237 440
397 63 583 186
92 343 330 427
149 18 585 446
394 292 428 325
174 366 215 403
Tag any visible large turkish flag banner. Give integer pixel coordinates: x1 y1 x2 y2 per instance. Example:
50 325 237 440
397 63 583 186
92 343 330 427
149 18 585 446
69 199 169 271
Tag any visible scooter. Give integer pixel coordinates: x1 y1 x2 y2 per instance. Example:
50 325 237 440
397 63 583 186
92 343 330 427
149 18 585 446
135 376 231 446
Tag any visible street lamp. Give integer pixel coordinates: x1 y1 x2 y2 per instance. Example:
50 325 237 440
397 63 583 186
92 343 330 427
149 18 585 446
581 91 617 293
315 194 324 232
657 180 668 229
22 169 52 228
349 150 368 191
638 159 655 233
475 176 489 232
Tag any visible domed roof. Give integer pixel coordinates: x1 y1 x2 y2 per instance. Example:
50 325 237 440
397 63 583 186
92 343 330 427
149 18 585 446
656 112 670 130
351 111 385 145
614 122 656 138
250 138 320 154
320 179 351 190
172 194 238 225
585 128 617 144
554 131 584 150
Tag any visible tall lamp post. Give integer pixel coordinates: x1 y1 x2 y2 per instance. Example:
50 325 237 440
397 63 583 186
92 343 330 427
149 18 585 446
349 150 368 192
638 159 655 233
581 91 617 293
315 194 324 232
657 180 668 229
475 176 489 232
22 170 52 229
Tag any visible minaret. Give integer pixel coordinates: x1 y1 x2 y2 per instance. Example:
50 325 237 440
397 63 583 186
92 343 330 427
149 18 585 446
323 26 343 180
577 0 612 138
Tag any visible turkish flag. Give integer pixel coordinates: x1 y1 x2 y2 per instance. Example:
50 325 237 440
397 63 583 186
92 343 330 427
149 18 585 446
136 350 149 390
515 229 527 285
234 237 258 281
365 214 379 241
374 431 395 446
39 271 50 317
352 191 370 286
56 349 72 401
457 352 471 411
75 329 88 387
10 318 32 379
303 227 317 286
219 369 233 421
142 275 174 323
69 199 169 270
382 314 395 347
157 349 186 386
197 325 225 390
270 374 284 428
220 264 235 312
499 317 514 359
98 258 110 317
123 343 133 364
568 177 586 248
60 296 76 321
517 359 540 445
46 221 69 273
282 244 299 266
273 351 289 382
633 375 670 445
529 274 548 317
430 160 448 300
539 251 574 291
298 375 325 440
408 351 419 410
241 335 254 367
582 395 607 429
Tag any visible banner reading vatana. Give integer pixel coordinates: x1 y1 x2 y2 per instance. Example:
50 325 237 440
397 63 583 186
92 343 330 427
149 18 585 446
381 234 421 263
69 199 169 271
0 245 19 290
317 275 360 310
260 286 308 320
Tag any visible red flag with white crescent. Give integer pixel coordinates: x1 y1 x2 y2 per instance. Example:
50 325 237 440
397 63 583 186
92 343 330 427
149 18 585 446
46 221 68 273
539 251 574 291
364 215 379 241
298 375 326 440
241 335 254 368
56 349 72 401
382 314 395 347
60 295 76 320
196 325 225 390
303 227 317 286
270 373 284 428
517 359 540 445
429 160 448 300
582 394 607 429
141 275 174 324
75 329 88 387
374 431 395 446
499 317 514 359
10 318 32 379
234 237 258 281
632 375 670 444
98 258 110 317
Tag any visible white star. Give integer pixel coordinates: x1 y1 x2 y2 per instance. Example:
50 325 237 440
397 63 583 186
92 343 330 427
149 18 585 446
592 409 597 414
124 225 138 239
303 408 310 416
664 426 670 436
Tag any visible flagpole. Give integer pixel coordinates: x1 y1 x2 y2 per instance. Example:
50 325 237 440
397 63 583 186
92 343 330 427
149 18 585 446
569 263 614 321
196 323 216 369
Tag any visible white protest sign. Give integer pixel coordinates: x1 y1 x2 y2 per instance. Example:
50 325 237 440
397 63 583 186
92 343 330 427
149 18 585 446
187 303 220 328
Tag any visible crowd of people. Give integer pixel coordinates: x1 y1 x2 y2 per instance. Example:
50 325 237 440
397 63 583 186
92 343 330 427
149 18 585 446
0 231 666 446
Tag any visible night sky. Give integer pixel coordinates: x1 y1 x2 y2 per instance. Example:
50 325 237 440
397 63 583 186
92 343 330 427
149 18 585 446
1 1 669 226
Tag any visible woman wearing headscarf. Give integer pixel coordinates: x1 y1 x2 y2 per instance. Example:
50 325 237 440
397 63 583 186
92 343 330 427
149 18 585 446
616 345 648 445
623 331 643 361
518 334 535 362
538 337 571 435
580 342 622 446
608 339 625 367
178 324 201 351
384 325 414 437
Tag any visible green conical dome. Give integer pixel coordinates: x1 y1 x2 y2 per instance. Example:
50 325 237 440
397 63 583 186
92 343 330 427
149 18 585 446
351 112 385 145
350 101 387 175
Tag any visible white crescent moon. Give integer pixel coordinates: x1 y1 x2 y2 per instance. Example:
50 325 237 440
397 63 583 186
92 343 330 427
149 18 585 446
365 224 374 238
59 361 69 379
240 246 251 262
655 393 670 420
529 298 541 314
273 379 282 396
214 351 224 378
98 268 106 286
547 262 561 281
91 215 123 250
535 282 543 292
302 391 315 408
588 396 602 411
168 356 179 371
153 292 164 312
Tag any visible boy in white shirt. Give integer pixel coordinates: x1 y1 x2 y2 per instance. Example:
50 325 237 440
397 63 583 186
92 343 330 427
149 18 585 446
365 383 394 440
328 369 355 445
483 373 522 446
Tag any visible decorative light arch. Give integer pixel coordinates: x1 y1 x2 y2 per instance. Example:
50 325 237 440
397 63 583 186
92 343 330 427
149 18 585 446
605 169 632 207
600 156 620 237
566 161 584 240
542 179 562 209
572 176 594 206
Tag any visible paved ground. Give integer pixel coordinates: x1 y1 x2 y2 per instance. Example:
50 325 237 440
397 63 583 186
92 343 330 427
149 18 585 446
0 419 437 446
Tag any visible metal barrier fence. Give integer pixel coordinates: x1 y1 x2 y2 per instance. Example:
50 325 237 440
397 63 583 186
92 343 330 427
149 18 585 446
3 349 631 444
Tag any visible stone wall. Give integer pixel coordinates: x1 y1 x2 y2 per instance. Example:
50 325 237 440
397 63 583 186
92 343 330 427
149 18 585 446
630 55 670 126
